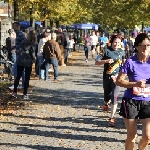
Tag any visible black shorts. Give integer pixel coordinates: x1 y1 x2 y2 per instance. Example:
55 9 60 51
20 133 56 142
91 45 96 50
119 97 150 119
96 43 100 47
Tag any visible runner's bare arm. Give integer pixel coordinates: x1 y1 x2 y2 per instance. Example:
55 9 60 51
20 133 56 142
116 72 146 88
95 59 114 65
116 72 137 88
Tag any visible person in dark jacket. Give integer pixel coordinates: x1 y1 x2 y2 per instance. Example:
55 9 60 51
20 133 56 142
9 21 27 90
43 33 62 81
12 30 36 99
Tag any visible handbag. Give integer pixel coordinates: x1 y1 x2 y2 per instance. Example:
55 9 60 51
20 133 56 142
40 60 45 70
17 46 33 67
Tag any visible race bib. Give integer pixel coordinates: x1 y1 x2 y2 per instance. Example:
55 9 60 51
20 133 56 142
133 87 150 97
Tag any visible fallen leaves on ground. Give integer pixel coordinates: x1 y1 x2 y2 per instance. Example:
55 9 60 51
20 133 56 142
0 81 33 114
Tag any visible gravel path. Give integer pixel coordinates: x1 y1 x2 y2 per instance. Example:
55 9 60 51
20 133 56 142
0 50 149 150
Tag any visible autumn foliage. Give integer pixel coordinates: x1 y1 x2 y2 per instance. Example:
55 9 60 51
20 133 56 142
4 0 150 30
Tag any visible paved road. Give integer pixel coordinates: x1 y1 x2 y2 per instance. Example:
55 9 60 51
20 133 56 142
0 50 149 150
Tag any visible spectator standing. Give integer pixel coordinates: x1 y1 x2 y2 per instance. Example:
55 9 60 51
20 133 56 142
118 32 125 50
37 28 45 43
64 34 74 65
9 22 27 90
12 30 36 99
6 29 16 61
43 33 62 81
37 31 51 80
56 28 65 48
73 33 77 51
124 44 131 59
24 28 29 38
127 36 134 56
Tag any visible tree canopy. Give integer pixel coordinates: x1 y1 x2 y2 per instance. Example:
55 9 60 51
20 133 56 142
3 0 150 30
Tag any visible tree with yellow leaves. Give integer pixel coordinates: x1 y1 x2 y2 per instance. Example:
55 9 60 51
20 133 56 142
3 0 150 30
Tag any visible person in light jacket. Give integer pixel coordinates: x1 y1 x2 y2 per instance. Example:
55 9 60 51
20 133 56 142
37 31 51 80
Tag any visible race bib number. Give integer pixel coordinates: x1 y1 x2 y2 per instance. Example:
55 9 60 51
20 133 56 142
133 87 150 97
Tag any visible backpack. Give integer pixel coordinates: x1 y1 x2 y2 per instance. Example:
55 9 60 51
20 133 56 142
17 44 35 67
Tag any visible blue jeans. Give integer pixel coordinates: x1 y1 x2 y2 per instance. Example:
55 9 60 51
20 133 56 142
64 48 70 64
13 55 25 87
38 56 45 79
45 58 58 80
12 54 16 63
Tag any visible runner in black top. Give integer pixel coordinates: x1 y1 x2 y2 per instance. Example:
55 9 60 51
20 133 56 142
95 34 125 126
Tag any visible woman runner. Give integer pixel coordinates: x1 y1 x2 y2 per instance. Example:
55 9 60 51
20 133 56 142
95 34 125 126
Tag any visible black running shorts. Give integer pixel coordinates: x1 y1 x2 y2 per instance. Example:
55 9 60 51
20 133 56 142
119 97 150 119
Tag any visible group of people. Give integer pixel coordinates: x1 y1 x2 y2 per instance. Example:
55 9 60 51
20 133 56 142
37 29 62 81
9 22 63 99
83 31 108 63
95 32 150 150
83 30 135 63
6 22 150 149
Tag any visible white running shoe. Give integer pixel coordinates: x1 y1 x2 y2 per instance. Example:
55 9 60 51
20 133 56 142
9 85 14 90
9 85 24 90
48 69 54 72
22 94 29 100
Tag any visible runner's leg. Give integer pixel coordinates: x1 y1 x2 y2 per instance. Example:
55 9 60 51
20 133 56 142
124 118 137 150
138 118 150 150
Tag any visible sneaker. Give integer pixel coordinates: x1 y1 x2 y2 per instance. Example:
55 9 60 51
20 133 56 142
9 85 14 90
85 59 88 63
54 79 62 82
12 92 17 98
108 118 115 127
23 95 29 100
17 85 24 89
103 104 109 111
39 78 44 80
48 69 54 72
9 85 24 90
44 79 51 81
68 54 72 58
62 64 66 66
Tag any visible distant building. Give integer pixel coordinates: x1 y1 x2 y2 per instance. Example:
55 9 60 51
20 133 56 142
0 1 12 19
